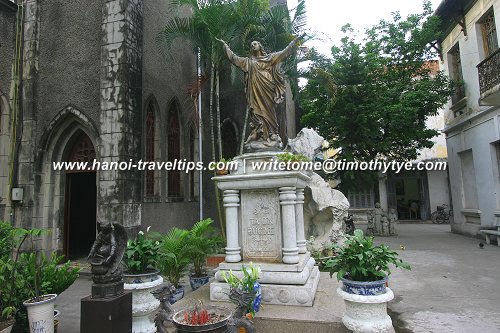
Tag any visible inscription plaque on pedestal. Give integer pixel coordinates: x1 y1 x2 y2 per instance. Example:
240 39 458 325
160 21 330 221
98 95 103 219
241 190 282 262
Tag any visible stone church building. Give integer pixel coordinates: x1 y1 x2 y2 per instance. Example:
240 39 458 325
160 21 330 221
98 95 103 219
0 0 297 258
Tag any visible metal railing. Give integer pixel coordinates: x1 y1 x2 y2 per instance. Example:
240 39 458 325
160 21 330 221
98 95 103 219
477 48 500 94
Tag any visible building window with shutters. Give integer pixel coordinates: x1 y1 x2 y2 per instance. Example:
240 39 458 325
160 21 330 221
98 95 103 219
447 43 465 114
348 188 374 209
480 9 499 58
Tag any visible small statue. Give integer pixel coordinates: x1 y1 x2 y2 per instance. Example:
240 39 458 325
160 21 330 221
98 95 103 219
380 214 389 235
366 210 375 236
344 214 355 235
373 202 384 234
217 37 301 152
153 285 176 333
388 208 398 235
87 221 127 297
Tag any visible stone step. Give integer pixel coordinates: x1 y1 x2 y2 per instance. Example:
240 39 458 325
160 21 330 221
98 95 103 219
172 271 351 333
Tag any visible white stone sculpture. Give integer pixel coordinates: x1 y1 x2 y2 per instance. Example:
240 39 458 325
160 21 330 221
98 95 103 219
304 173 349 249
287 128 324 160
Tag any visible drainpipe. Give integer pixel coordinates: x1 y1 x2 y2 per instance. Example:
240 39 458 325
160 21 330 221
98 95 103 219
197 50 203 221
8 0 25 223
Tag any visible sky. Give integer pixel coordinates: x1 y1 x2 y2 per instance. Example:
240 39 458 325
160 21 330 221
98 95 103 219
287 0 444 56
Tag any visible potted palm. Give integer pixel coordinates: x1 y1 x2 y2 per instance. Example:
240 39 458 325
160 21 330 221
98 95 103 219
324 230 410 332
186 219 224 290
123 226 162 333
158 228 191 304
15 228 79 333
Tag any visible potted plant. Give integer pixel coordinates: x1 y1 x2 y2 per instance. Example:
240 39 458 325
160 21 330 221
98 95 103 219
186 219 224 290
324 230 410 332
215 158 232 176
0 224 79 333
220 263 262 320
158 228 191 304
276 152 309 171
123 226 162 332
14 228 79 333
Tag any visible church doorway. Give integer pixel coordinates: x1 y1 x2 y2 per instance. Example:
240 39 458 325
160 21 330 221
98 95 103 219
63 131 97 259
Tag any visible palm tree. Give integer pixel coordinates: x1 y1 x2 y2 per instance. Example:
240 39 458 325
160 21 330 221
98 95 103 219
159 0 310 234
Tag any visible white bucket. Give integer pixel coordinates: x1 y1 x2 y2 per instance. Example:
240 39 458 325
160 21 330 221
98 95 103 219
23 294 57 333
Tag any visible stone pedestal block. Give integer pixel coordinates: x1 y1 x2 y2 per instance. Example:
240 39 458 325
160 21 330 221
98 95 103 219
337 287 394 333
81 291 132 333
211 151 318 307
211 266 320 307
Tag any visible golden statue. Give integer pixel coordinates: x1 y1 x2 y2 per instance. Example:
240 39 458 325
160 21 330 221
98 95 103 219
217 37 300 152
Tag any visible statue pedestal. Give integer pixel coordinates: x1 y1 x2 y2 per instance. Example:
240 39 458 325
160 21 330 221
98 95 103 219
81 291 132 333
210 152 319 307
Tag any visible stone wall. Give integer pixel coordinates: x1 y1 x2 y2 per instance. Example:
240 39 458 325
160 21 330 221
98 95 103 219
0 1 16 221
37 0 101 130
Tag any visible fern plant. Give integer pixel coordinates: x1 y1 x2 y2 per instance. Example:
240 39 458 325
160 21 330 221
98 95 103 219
187 219 224 278
158 228 191 288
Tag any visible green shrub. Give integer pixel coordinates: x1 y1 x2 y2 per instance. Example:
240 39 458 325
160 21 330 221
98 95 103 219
125 228 160 274
186 219 224 277
0 221 14 260
324 230 410 282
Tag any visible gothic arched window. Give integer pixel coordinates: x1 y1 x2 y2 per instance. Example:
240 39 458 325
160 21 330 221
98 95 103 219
168 103 181 199
145 101 155 196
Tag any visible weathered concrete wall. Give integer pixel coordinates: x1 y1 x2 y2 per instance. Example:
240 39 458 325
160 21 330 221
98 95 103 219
37 0 101 130
0 2 16 98
0 2 16 221
99 0 143 230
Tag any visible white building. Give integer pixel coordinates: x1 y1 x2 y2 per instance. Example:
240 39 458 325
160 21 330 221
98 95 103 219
436 0 500 236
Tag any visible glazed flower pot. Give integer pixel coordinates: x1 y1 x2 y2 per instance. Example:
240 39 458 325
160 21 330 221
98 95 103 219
124 270 163 333
23 294 57 333
189 275 210 291
341 275 388 295
169 286 185 304
337 287 394 333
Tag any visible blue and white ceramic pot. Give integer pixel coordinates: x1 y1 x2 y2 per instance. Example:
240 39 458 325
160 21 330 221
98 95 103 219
189 275 210 291
341 275 388 296
169 286 185 304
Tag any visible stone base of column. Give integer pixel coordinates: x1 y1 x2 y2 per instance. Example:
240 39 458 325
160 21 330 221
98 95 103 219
211 266 320 307
224 247 242 263
297 239 307 254
210 254 319 307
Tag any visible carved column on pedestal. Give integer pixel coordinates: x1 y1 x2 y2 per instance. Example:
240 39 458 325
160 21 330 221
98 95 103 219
224 190 241 263
279 187 299 264
295 188 307 254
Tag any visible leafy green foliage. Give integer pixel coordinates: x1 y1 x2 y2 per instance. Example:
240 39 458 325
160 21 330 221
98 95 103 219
276 152 309 162
158 228 191 288
300 1 455 191
125 228 160 274
0 227 79 330
187 219 224 277
221 263 261 316
0 221 14 260
324 230 410 282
